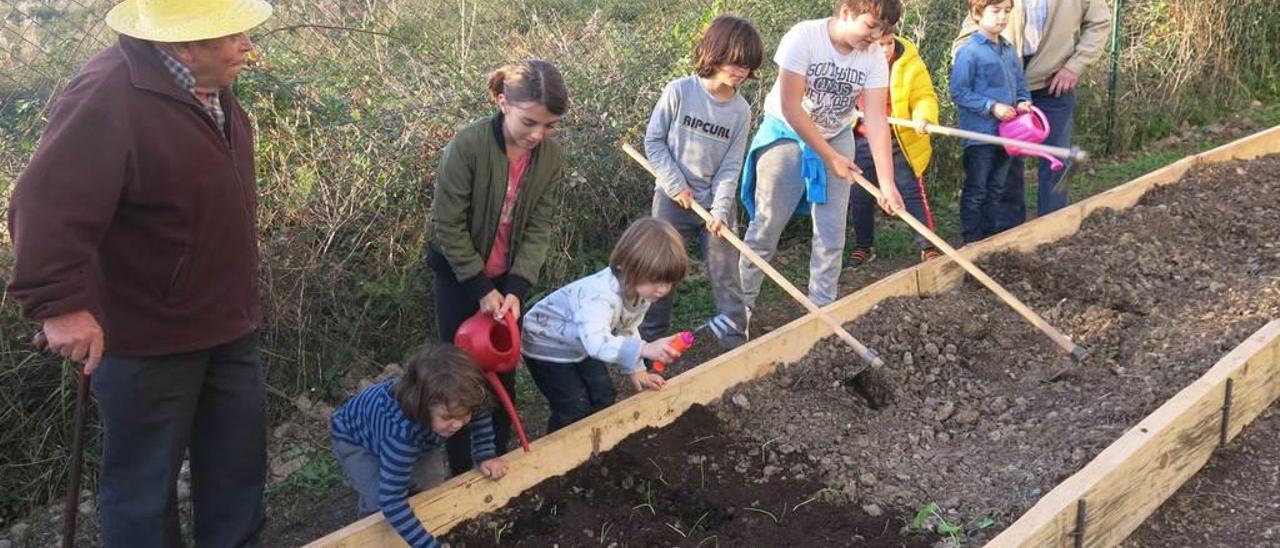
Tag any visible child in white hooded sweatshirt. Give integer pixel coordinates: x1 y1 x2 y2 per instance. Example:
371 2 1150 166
521 217 689 432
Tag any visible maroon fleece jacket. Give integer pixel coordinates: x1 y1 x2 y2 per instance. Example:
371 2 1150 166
7 35 261 356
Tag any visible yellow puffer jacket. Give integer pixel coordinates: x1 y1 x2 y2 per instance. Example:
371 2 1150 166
888 37 940 177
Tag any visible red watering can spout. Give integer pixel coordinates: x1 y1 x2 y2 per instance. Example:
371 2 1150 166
454 311 531 453
483 370 529 452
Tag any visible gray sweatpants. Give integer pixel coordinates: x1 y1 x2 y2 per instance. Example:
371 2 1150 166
330 439 449 516
739 130 855 308
641 191 749 349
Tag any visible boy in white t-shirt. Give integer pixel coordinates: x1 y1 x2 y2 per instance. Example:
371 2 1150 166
738 0 905 309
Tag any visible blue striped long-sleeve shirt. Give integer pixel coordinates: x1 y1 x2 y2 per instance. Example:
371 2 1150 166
331 379 496 548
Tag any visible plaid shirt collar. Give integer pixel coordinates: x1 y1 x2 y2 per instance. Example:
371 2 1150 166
153 45 226 134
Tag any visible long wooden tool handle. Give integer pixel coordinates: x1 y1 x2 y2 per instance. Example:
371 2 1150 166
622 144 883 368
849 171 1086 361
855 111 1088 162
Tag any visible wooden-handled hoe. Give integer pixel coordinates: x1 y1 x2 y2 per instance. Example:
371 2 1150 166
856 113 1088 365
843 169 1087 364
623 144 884 371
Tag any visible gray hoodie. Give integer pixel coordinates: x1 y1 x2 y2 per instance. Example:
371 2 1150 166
643 75 752 223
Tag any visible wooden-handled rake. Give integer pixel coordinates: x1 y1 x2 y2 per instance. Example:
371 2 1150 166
623 144 884 370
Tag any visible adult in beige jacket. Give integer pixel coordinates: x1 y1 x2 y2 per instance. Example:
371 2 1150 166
954 0 1111 222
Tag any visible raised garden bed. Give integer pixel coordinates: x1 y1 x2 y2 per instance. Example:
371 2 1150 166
714 153 1280 544
308 128 1280 548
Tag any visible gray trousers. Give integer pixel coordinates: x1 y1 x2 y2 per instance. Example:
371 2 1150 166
640 192 749 348
91 331 265 548
331 439 449 516
739 130 855 308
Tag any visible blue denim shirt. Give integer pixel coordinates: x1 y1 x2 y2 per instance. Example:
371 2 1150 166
950 33 1031 146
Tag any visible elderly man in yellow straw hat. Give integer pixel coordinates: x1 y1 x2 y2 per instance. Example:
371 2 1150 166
7 0 274 545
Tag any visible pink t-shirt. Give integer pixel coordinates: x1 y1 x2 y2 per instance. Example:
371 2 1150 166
484 151 532 278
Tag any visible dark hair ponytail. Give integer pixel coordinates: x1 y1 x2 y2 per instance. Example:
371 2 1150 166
486 59 570 115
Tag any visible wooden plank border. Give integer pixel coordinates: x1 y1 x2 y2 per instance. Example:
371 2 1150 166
307 127 1280 547
309 269 924 547
986 320 1280 548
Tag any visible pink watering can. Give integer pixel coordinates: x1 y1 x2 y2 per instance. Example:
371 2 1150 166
454 310 531 453
998 106 1064 171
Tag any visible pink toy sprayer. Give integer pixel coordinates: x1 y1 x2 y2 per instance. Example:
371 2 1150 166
651 331 695 374
652 315 742 373
999 106 1064 171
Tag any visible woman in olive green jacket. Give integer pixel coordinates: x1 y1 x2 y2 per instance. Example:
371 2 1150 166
426 59 569 475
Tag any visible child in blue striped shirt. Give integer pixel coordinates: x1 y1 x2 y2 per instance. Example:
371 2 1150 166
331 344 509 548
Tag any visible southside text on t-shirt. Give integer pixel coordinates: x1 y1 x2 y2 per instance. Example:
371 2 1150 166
763 18 890 140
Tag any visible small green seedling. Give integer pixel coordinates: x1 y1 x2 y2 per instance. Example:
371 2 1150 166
631 480 656 516
647 457 670 486
690 510 711 533
912 502 997 543
686 435 716 446
760 438 779 465
743 504 787 525
599 521 613 546
792 488 841 512
489 521 511 545
666 522 689 538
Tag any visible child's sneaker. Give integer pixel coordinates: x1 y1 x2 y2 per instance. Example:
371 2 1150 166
848 247 875 269
921 247 942 262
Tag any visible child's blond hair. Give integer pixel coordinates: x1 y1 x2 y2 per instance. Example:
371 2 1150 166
609 217 688 299
393 344 491 425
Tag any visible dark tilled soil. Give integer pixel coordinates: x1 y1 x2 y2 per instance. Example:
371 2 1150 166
447 406 931 548
1121 405 1280 548
265 488 358 546
716 155 1280 542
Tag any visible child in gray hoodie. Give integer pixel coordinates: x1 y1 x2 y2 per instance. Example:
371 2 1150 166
640 15 764 350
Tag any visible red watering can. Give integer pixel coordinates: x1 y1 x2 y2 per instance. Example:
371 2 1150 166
454 310 530 453
998 106 1064 171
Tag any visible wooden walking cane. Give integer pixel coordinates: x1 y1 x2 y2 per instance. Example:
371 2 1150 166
33 331 90 548
843 170 1087 362
622 144 884 369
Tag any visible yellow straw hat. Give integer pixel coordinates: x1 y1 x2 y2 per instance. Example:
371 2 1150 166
106 0 273 43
